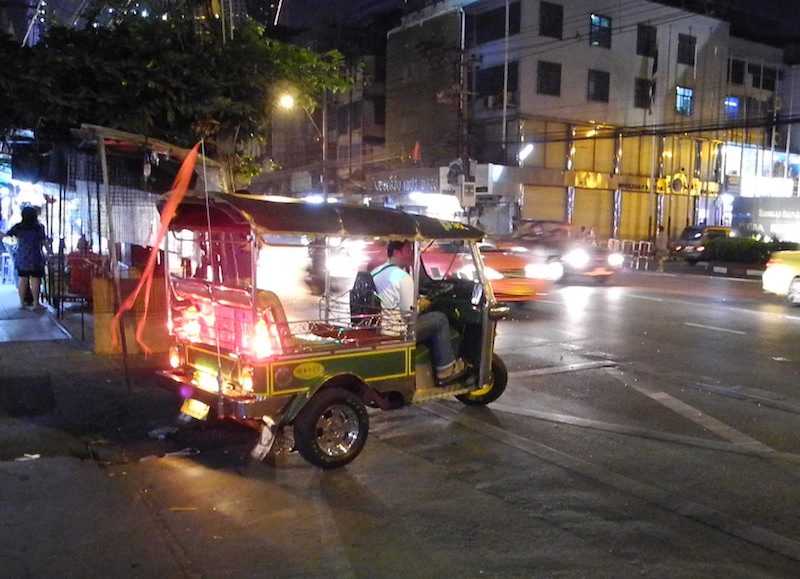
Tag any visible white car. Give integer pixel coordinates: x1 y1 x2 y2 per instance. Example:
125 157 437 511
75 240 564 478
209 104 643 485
762 251 800 305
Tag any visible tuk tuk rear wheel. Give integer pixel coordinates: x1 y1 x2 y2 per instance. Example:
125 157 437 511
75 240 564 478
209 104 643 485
456 354 507 406
293 387 369 469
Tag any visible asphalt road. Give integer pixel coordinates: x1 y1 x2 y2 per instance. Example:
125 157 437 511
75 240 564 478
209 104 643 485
4 270 800 577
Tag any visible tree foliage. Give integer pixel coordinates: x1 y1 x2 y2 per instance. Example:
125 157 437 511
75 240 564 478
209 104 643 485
0 11 351 183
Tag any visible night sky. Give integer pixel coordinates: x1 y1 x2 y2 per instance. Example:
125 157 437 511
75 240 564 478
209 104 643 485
279 0 800 43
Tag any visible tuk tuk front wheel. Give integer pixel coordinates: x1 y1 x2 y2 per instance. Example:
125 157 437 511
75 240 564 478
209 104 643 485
456 354 508 406
293 387 369 469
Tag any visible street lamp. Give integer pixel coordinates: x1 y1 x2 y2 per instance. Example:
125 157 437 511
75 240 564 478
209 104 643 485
278 92 328 200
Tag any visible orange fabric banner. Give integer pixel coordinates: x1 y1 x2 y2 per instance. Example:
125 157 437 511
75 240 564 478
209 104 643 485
111 141 201 354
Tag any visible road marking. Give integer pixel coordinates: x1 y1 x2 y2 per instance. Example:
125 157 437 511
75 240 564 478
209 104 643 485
488 402 800 463
508 360 616 378
684 322 746 335
424 402 800 563
627 294 664 302
609 369 772 453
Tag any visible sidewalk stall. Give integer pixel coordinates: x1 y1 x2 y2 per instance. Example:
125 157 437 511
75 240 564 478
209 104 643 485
159 192 509 469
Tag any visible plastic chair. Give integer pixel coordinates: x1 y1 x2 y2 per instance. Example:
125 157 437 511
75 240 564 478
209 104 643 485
1 252 13 284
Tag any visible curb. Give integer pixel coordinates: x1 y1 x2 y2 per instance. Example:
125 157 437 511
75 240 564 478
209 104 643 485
709 265 764 278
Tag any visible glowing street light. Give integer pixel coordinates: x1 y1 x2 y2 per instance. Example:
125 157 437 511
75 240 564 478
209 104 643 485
277 91 328 200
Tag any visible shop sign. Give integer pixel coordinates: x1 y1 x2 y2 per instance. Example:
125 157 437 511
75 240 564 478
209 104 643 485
370 173 439 194
616 176 650 192
739 175 793 198
572 171 612 189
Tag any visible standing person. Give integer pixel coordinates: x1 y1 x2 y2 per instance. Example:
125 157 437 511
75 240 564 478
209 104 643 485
1 206 47 310
587 226 597 246
655 225 669 272
371 240 466 384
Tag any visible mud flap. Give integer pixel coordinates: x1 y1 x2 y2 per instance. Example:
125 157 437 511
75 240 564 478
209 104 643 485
250 416 277 461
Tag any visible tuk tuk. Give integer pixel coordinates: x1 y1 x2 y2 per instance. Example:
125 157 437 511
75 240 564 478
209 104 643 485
159 192 509 469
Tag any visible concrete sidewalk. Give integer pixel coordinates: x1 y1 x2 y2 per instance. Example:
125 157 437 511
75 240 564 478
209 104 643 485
0 282 188 577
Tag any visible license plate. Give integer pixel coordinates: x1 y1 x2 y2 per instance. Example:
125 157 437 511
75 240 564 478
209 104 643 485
180 398 210 421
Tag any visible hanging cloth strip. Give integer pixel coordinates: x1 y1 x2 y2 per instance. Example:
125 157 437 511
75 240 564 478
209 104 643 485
111 142 201 354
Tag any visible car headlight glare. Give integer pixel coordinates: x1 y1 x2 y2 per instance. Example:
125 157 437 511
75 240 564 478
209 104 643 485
564 248 590 269
483 266 504 280
607 252 624 267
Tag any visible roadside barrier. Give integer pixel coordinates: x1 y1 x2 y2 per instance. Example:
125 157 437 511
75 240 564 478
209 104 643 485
608 239 653 270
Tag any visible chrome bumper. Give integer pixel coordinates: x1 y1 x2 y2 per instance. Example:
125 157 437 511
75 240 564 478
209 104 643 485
158 370 289 422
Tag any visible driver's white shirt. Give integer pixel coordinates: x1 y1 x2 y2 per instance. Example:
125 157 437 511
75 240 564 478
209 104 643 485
371 263 414 336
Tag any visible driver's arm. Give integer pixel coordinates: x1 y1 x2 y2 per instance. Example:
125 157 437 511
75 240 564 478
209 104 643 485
398 275 415 314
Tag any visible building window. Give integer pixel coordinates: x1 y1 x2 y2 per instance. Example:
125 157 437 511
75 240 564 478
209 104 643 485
634 78 651 109
762 67 777 91
476 61 519 101
675 86 694 116
587 69 610 102
677 34 696 66
373 95 386 126
590 14 611 48
637 24 657 58
540 2 563 39
465 1 521 47
724 96 740 119
537 61 561 96
728 59 745 85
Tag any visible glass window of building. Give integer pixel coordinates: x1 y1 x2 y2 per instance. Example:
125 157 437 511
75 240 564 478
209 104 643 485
675 86 694 116
465 2 521 47
476 61 519 99
724 96 740 119
762 67 777 91
587 69 610 102
634 78 652 109
677 34 696 66
537 61 562 96
748 63 762 88
590 14 611 48
636 24 657 58
728 59 745 84
540 2 563 39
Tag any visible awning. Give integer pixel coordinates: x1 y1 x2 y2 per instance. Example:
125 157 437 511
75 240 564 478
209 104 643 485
167 192 484 241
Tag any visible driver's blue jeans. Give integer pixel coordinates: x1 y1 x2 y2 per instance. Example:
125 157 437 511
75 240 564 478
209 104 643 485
415 311 456 370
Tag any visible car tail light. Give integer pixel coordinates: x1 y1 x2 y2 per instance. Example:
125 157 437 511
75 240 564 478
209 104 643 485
696 245 705 252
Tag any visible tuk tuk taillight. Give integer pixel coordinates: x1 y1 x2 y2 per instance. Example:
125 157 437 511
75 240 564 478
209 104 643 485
182 306 201 339
169 346 183 369
240 365 254 392
247 317 281 360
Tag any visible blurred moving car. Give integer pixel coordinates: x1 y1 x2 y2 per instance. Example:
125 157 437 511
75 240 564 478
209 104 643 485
487 220 624 283
422 241 557 303
671 225 733 264
331 239 556 304
762 250 800 305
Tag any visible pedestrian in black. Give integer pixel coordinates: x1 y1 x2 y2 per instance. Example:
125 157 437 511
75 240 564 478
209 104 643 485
1 206 47 310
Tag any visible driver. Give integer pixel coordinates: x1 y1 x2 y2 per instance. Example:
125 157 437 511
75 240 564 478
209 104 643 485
371 240 466 384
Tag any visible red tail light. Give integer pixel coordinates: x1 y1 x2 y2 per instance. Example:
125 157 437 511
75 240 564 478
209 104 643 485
181 306 201 340
243 317 282 360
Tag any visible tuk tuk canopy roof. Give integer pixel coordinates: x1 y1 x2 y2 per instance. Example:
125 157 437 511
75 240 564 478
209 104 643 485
168 192 484 241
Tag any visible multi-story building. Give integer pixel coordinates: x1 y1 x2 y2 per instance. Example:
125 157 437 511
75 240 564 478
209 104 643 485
384 0 795 241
